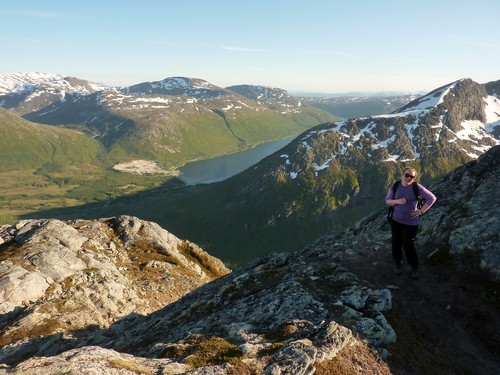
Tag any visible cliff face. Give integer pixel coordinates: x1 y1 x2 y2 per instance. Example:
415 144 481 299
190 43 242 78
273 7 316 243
0 147 499 374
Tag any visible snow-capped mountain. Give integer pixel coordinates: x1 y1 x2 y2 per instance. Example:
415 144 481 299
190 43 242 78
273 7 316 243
283 78 500 182
0 73 336 167
0 72 107 116
123 76 227 98
227 84 296 102
0 73 325 121
0 72 106 96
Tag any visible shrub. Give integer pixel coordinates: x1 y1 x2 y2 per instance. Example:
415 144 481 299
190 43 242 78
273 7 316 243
184 336 243 367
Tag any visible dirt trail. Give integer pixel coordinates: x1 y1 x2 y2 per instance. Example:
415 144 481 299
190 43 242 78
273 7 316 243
341 237 500 375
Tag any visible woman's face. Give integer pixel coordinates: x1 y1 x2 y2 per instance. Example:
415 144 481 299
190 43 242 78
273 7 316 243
402 169 416 186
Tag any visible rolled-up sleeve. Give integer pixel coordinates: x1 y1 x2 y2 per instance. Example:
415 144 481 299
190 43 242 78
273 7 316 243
418 184 437 206
385 188 394 203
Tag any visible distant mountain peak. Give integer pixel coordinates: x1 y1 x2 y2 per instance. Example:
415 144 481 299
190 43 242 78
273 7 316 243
274 78 500 188
393 79 468 113
0 72 106 96
157 76 216 90
0 71 337 167
227 84 292 101
123 76 227 98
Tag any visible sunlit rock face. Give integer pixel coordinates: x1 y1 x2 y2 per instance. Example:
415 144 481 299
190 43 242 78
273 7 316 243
0 215 229 347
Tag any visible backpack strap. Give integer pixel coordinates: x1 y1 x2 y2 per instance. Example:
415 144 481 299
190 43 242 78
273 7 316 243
411 181 419 200
392 181 421 200
412 181 424 209
391 180 400 198
388 181 424 221
391 180 420 200
387 181 400 221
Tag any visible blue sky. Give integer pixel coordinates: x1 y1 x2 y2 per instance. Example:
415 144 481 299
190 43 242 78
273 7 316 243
1 0 499 93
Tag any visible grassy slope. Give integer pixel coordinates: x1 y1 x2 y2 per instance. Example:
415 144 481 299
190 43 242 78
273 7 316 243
14 152 371 267
0 110 102 171
0 107 362 267
105 104 337 169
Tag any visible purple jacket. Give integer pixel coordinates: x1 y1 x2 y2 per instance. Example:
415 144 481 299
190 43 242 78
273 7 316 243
386 182 437 226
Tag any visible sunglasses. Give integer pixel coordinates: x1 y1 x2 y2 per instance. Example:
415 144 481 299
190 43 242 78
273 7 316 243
404 173 416 179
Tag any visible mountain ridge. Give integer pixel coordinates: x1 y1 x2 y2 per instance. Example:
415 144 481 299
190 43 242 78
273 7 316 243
300 94 420 119
1 75 499 267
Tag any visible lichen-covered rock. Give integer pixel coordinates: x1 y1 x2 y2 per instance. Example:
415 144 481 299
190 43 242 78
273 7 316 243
0 265 51 314
264 339 317 375
0 345 189 375
0 238 395 371
0 215 229 352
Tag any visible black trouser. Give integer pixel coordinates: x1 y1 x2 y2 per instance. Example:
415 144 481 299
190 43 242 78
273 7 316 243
390 219 420 269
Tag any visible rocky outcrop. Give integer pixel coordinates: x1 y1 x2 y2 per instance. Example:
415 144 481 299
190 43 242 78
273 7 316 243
0 214 396 373
0 216 229 350
0 346 190 374
420 145 500 278
0 240 394 373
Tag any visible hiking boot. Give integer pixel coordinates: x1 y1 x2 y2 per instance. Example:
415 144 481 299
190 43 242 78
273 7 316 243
394 263 402 275
411 268 419 279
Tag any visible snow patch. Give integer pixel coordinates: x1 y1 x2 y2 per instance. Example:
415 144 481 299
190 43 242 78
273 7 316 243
484 95 500 131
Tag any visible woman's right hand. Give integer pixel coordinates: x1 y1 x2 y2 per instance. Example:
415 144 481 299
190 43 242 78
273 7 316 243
398 198 407 205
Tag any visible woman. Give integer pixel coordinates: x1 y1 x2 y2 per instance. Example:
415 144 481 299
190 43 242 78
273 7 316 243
385 167 437 279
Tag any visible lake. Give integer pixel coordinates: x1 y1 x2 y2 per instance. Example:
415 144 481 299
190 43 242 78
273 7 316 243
177 135 296 185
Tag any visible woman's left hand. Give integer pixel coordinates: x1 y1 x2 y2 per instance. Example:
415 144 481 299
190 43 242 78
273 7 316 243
410 209 422 218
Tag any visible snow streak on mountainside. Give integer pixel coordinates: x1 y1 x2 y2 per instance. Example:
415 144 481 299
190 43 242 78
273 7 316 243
227 84 295 102
0 73 107 116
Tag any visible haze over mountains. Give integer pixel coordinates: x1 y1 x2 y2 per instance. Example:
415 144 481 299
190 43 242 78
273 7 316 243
300 95 421 119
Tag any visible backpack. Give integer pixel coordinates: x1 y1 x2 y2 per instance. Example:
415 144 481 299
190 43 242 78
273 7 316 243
387 181 424 221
